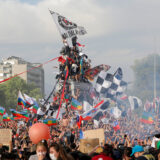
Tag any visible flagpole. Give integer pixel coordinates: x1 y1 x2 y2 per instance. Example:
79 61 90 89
16 90 20 111
154 54 156 103
43 80 59 106
153 36 157 114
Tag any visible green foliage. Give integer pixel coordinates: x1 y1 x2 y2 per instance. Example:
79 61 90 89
0 77 43 111
131 54 160 102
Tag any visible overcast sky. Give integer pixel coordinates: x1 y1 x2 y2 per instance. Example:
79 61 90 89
0 0 160 96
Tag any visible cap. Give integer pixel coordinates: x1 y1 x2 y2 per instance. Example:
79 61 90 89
130 145 144 156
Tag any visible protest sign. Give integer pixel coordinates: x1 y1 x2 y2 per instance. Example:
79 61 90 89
0 129 12 152
83 128 105 145
79 138 99 153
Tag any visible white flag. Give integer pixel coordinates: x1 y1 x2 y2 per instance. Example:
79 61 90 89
50 10 87 39
128 96 142 110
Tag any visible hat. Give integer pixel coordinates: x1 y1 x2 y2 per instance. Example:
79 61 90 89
130 145 144 156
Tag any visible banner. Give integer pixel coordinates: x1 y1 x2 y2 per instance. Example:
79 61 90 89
85 64 111 81
0 129 12 152
83 128 105 145
79 138 99 154
50 10 87 39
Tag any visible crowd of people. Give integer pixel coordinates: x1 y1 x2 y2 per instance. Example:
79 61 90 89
1 36 160 160
1 112 160 159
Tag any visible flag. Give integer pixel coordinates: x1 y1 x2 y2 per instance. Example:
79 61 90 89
85 64 111 81
0 107 5 116
32 101 39 114
95 71 113 94
58 56 66 64
83 90 94 112
93 101 110 121
43 119 57 126
140 112 154 124
83 100 93 112
23 93 34 106
113 120 120 131
81 100 104 120
95 68 127 98
64 94 70 103
50 10 87 39
107 68 127 96
76 115 82 128
128 96 142 110
79 129 84 139
80 58 84 74
18 91 27 108
3 116 14 122
10 109 29 120
77 42 85 47
24 93 39 113
71 98 82 111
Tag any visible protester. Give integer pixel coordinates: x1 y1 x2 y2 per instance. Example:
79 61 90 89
1 12 160 160
49 143 74 160
29 140 51 160
130 145 155 160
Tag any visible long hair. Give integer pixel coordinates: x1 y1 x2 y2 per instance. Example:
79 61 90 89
50 143 70 160
36 140 51 160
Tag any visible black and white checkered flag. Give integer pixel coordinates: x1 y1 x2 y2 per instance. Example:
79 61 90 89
95 70 113 94
95 68 127 98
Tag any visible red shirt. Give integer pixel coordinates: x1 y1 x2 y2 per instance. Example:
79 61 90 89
92 154 113 160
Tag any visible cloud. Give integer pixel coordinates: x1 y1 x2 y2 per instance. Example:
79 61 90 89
0 0 111 44
1 0 160 47
1 0 160 94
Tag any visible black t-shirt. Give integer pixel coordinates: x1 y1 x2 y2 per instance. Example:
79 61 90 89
137 153 155 160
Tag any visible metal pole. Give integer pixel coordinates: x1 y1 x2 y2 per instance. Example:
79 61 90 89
154 54 156 101
43 80 58 106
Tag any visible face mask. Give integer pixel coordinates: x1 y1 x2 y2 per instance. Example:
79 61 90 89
49 153 57 160
37 152 46 156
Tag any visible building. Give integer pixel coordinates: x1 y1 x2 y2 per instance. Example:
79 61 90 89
0 56 44 95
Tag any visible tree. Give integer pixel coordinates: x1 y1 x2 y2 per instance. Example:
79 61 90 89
130 54 160 101
0 76 43 111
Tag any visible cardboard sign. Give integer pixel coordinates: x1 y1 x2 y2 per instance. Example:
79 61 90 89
79 138 99 153
0 129 12 152
83 128 105 145
0 116 3 122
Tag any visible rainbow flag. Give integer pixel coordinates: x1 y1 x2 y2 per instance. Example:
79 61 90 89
18 91 27 108
43 119 57 126
0 107 5 116
71 98 82 110
10 109 29 120
140 111 154 124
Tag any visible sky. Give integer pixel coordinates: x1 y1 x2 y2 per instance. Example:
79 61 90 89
0 0 160 96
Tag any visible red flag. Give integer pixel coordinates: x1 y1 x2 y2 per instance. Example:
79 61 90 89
77 42 85 47
58 56 66 64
